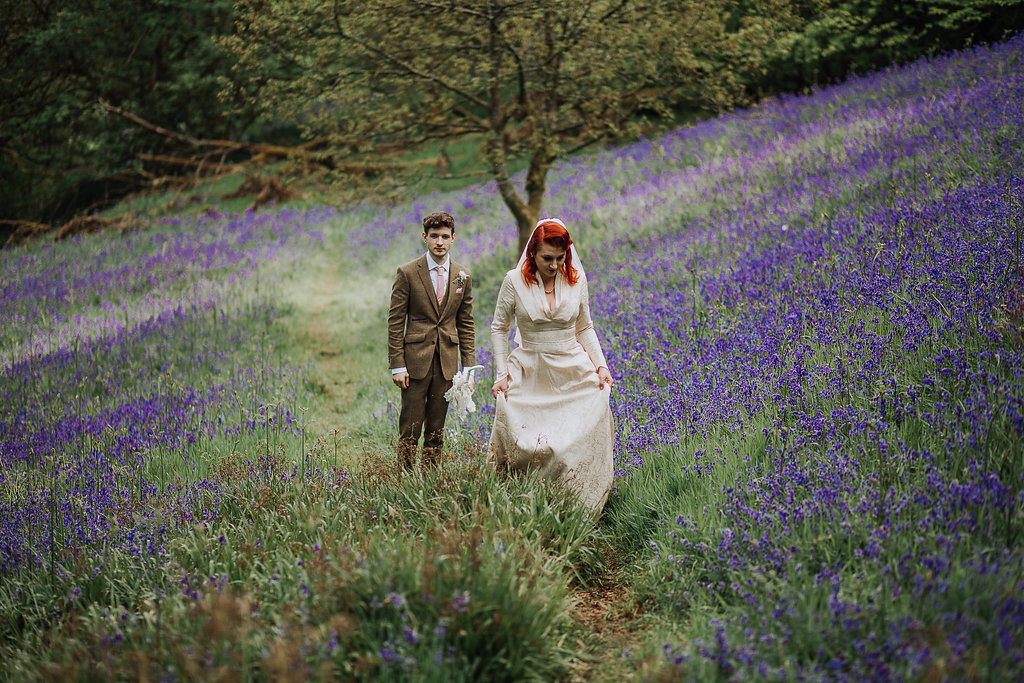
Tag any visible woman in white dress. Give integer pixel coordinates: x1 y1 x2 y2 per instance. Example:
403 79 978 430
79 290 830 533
489 218 615 513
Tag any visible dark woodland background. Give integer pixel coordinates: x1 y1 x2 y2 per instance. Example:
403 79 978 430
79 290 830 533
2 0 1022 244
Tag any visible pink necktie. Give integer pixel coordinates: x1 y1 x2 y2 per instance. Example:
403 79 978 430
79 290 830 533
434 266 445 304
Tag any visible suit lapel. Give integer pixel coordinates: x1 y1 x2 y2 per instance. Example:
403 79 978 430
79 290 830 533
417 255 441 315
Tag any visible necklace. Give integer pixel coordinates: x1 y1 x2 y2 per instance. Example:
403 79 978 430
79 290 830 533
544 286 554 293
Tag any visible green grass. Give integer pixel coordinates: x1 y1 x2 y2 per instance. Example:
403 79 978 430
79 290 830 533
0 446 605 681
5 37 1024 680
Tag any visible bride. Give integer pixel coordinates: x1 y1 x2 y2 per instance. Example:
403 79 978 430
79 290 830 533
488 218 615 513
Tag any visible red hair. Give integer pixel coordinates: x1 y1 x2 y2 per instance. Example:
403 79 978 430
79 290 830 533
521 220 580 286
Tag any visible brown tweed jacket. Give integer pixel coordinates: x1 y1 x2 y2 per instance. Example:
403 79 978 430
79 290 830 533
388 255 476 381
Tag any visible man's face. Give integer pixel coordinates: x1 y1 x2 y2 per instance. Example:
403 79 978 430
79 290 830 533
423 227 454 262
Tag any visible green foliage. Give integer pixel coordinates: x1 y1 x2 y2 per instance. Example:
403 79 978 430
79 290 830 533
4 0 1019 242
0 451 600 681
223 0 805 245
754 0 1024 94
0 0 261 225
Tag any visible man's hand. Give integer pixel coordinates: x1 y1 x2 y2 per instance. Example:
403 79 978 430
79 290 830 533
392 371 410 389
596 366 614 390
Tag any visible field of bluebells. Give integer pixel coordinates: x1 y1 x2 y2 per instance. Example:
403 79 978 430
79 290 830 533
2 34 1023 680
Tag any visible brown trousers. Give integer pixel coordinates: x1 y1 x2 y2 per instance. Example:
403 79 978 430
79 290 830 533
397 350 452 468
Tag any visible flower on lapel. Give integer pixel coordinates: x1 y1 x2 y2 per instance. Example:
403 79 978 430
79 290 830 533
456 270 468 288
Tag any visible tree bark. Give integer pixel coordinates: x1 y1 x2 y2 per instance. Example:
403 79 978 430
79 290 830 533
484 6 532 255
520 145 551 253
486 130 531 247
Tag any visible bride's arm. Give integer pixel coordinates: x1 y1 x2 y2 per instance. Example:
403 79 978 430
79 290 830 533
575 278 609 372
490 273 517 381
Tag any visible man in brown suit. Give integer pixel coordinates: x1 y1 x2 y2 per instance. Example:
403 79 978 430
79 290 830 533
388 211 476 468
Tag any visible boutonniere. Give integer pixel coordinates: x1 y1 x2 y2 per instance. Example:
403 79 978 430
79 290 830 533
455 270 468 288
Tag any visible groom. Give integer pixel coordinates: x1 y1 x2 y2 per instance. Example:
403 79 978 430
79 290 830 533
388 210 476 468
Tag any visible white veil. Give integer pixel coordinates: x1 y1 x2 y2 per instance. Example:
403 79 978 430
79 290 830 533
508 217 587 347
512 217 586 284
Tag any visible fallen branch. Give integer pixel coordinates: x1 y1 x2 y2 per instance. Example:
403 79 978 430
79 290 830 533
2 219 52 247
54 215 128 241
136 153 239 168
135 151 436 177
99 99 451 175
2 215 137 248
225 174 304 209
98 99 326 160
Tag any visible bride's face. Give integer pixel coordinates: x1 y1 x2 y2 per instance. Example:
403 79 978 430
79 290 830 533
533 242 566 281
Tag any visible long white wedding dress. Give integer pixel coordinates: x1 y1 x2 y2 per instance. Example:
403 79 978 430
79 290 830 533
488 265 614 514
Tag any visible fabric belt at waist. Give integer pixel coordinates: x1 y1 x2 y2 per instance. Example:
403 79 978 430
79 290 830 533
517 329 579 353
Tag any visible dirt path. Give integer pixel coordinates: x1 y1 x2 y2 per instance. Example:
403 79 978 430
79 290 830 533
281 251 391 450
565 554 655 681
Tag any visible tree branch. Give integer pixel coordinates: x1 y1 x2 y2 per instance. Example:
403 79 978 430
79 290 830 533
98 98 210 147
408 0 490 21
98 99 328 158
329 0 489 110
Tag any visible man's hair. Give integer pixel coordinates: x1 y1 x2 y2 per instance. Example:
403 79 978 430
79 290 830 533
422 210 455 234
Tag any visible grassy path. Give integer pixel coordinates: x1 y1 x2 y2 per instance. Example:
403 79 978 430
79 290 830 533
279 241 656 680
279 248 393 456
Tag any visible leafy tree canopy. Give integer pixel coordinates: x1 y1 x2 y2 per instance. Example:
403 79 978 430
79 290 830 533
224 0 812 249
0 0 259 226
758 0 1024 92
3 0 1019 242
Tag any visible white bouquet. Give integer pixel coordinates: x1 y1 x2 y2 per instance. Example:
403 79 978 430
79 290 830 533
444 364 484 432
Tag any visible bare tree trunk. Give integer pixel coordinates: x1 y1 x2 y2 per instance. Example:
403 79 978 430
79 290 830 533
515 212 536 254
487 132 528 226
519 146 551 253
488 138 551 255
485 12 537 257
514 9 558 254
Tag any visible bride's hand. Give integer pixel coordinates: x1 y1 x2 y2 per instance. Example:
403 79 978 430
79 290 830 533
597 366 614 389
492 375 511 399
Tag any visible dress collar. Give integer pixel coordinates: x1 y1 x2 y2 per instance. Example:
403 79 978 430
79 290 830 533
509 269 582 322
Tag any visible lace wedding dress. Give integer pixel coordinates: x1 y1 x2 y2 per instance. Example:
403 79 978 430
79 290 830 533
488 261 614 514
